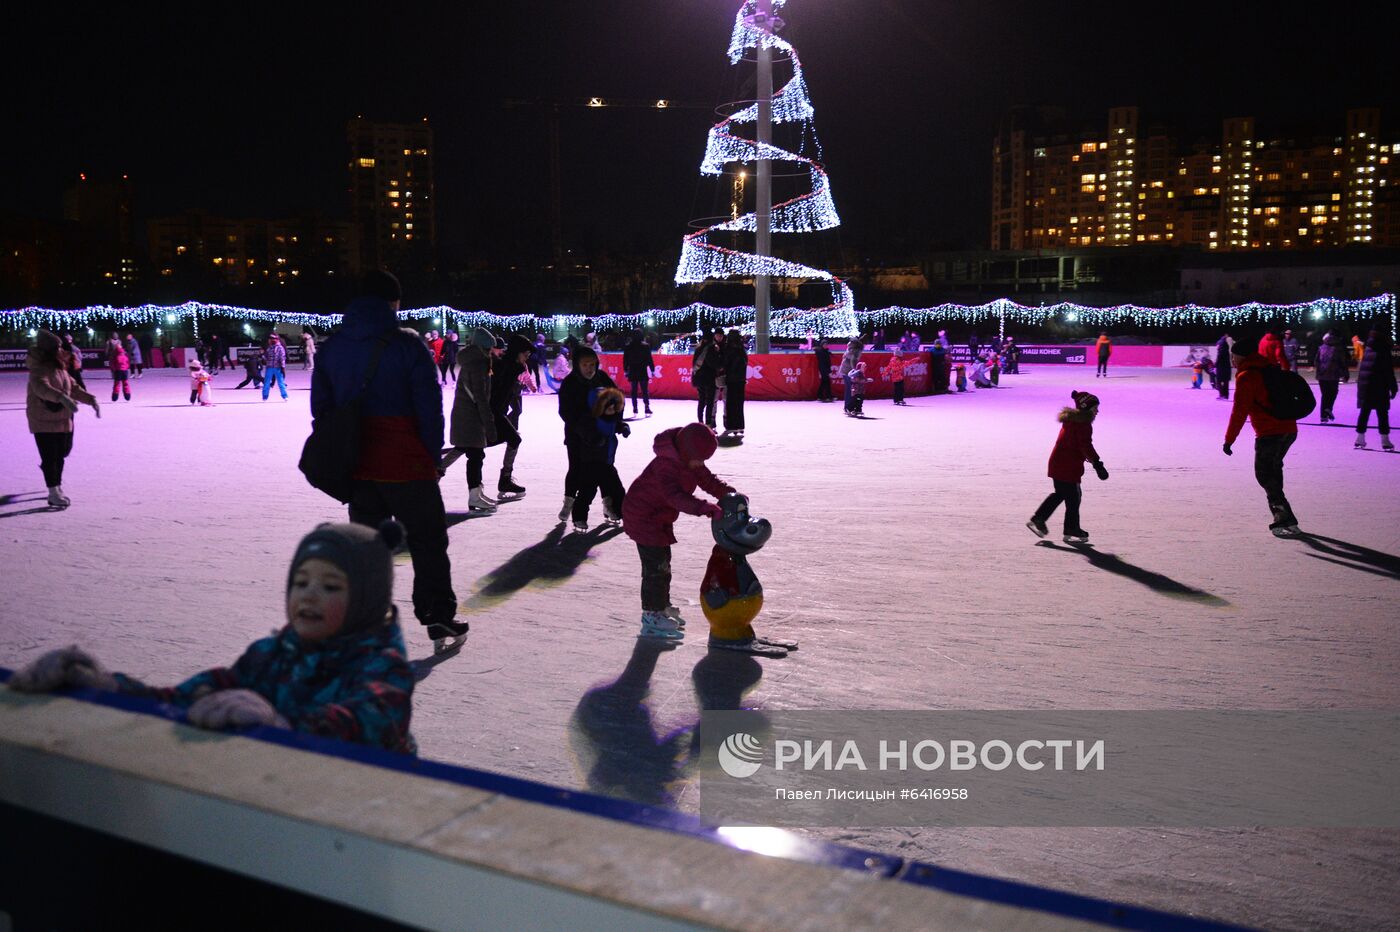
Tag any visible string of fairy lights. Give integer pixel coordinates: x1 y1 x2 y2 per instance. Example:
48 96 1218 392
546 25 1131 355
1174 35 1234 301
3 295 1393 345
676 0 859 333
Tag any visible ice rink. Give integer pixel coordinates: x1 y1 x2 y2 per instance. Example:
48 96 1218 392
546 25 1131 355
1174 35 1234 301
2 359 1397 930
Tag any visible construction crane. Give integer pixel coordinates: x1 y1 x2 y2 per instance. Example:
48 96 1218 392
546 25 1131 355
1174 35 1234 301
503 97 716 264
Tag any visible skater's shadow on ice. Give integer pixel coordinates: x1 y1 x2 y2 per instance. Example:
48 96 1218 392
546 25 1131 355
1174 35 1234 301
569 638 691 807
1295 534 1400 581
1037 541 1229 606
0 492 57 519
458 523 625 612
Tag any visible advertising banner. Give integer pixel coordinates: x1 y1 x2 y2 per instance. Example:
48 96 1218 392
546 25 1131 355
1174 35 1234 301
598 352 931 401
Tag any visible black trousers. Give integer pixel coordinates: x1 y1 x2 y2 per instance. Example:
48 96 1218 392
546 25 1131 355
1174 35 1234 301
1096 357 1109 376
573 461 625 521
235 373 264 389
630 378 650 411
1033 480 1083 533
636 543 672 612
893 380 905 403
1253 433 1297 526
348 479 457 627
817 373 832 401
696 383 717 426
1318 379 1338 416
34 431 74 487
723 383 745 430
1357 406 1391 434
1217 368 1231 399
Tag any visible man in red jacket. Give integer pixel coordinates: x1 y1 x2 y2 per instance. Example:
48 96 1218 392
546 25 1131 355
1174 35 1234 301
1224 341 1300 536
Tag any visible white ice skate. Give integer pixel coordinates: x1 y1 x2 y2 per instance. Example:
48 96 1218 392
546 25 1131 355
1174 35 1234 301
558 495 575 522
1026 518 1048 538
468 487 498 514
602 497 623 527
1354 434 1367 449
572 519 588 532
1383 435 1395 452
639 611 684 641
662 605 687 629
1063 530 1089 543
46 486 70 509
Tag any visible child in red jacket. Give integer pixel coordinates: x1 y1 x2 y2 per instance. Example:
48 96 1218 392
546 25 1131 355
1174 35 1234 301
1027 390 1108 543
621 423 735 640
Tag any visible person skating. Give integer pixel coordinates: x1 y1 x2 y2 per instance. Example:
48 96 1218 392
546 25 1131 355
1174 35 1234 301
622 423 735 641
691 329 719 427
1282 329 1300 370
572 386 631 527
262 333 289 401
301 327 317 371
188 359 215 405
447 327 500 513
124 332 144 378
845 361 869 415
883 347 910 405
490 333 534 498
26 330 100 508
838 338 863 415
1258 328 1289 371
235 347 265 390
623 327 656 416
10 521 419 754
1224 341 1301 536
813 337 834 402
1353 329 1397 450
558 345 621 530
1095 332 1112 377
60 332 87 390
1027 390 1108 543
109 340 133 402
1314 332 1348 422
311 270 464 653
720 328 747 439
1215 333 1233 400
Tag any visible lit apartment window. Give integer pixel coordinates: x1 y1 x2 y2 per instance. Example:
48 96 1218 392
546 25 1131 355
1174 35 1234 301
1081 142 1096 154
1081 173 1095 183
403 148 412 155
176 245 187 255
388 190 400 197
212 257 223 265
358 158 375 168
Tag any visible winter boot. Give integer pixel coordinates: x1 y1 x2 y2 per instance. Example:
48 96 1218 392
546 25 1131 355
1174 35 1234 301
46 486 70 508
498 473 526 497
1355 433 1367 449
427 620 469 655
1383 434 1395 452
639 610 684 641
468 487 498 513
602 498 623 526
558 495 575 522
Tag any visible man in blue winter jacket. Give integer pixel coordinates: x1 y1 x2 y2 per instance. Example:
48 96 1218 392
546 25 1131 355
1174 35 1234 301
311 270 466 651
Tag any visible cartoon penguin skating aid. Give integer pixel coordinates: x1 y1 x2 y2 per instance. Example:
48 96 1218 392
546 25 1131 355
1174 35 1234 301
700 493 797 657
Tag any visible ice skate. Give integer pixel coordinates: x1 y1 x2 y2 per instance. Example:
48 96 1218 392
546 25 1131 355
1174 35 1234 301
602 497 623 527
557 495 575 522
427 621 469 655
662 605 687 629
572 518 588 532
46 486 70 509
1383 435 1395 452
497 474 526 499
639 610 684 641
644 406 652 416
1270 523 1302 538
1026 517 1048 538
1354 434 1367 449
468 487 498 514
1063 529 1089 543
708 635 787 658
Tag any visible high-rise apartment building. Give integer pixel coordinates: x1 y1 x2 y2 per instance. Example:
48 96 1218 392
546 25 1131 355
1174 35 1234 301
148 210 359 287
61 174 138 288
347 118 436 283
991 107 1398 251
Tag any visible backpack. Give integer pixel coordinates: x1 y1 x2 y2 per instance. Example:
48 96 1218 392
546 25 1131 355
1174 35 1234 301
298 336 390 502
1259 364 1316 420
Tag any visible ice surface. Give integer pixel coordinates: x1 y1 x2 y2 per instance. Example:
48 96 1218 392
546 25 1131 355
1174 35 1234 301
2 362 1396 929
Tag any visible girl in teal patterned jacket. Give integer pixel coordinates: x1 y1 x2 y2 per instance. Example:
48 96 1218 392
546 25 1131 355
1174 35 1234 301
9 521 418 754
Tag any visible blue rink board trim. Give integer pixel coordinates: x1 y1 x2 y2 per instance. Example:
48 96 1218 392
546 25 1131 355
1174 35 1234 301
0 668 1248 931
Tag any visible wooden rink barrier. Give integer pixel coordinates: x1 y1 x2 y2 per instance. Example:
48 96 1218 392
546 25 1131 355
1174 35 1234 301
0 673 1240 931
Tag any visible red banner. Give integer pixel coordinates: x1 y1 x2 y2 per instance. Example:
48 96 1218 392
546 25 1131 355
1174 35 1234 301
597 352 933 401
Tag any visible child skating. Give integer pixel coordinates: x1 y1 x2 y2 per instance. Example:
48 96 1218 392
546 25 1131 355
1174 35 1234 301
1027 390 1109 543
883 348 910 405
622 423 736 641
110 343 132 402
189 359 215 405
571 385 630 528
845 361 868 416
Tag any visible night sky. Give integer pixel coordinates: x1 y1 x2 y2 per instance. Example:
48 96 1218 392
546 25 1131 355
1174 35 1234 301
7 1 1397 262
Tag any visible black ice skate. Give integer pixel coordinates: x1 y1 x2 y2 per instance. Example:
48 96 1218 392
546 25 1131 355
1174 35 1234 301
427 620 469 655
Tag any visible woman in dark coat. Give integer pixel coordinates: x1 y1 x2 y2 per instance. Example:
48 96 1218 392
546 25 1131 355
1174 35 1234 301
1313 332 1348 422
692 329 719 428
721 329 748 437
1354 330 1397 450
1214 334 1233 400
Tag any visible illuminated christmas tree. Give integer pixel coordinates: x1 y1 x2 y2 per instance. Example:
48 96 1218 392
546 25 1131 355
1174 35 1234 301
674 0 858 341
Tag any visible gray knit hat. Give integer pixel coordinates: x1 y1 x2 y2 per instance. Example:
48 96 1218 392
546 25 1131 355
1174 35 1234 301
287 521 404 636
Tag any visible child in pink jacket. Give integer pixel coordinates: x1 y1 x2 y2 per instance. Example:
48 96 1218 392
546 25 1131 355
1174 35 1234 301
621 423 735 640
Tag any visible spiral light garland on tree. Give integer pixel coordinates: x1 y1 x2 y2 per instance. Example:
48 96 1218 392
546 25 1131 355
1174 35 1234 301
674 0 859 338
